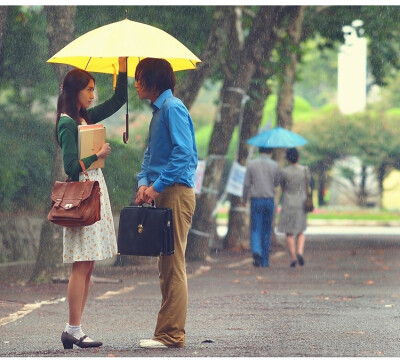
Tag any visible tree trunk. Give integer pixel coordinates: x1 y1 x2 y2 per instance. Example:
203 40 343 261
224 7 303 249
377 163 385 209
358 164 367 207
275 6 305 167
318 168 327 206
175 6 230 110
186 6 289 261
223 64 273 250
0 6 8 58
29 6 76 283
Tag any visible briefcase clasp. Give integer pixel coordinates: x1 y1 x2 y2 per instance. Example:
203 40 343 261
138 224 144 233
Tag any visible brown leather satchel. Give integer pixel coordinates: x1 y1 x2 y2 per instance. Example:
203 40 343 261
47 160 101 227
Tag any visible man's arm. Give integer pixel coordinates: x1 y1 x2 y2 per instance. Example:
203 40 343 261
152 105 194 193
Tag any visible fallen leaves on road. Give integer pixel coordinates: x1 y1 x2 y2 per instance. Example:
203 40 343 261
364 280 375 285
339 296 354 301
261 290 268 295
345 331 365 335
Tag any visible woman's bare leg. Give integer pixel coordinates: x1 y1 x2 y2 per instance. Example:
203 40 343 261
67 261 94 326
296 233 306 256
286 234 296 262
81 262 95 315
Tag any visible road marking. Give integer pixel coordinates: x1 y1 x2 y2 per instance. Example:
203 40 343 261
0 297 66 327
95 286 135 300
0 267 216 328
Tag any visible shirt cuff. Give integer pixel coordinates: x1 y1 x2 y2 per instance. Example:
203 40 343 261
137 179 149 189
152 179 165 193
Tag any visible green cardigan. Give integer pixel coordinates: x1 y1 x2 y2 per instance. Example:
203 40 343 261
57 72 127 181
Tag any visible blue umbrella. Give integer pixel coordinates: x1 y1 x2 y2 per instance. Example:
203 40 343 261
246 126 308 148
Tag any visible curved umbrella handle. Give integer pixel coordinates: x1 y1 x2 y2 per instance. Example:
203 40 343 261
123 113 129 144
123 57 129 144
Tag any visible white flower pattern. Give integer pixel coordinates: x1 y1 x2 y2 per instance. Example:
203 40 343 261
63 168 117 263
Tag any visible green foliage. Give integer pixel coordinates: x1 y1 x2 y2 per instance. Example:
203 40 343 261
308 208 400 221
294 106 400 174
295 37 339 108
0 112 55 213
0 6 57 108
195 124 213 160
260 94 313 127
0 109 144 214
102 138 143 214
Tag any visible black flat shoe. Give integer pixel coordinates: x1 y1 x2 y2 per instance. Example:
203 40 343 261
253 253 261 267
297 254 305 266
61 331 102 349
290 261 296 268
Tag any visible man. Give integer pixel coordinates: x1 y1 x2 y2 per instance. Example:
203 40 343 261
242 147 280 267
134 58 197 348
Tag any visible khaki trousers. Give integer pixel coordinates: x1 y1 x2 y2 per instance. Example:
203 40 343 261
153 184 195 347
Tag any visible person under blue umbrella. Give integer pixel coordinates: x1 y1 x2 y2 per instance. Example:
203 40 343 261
242 147 280 267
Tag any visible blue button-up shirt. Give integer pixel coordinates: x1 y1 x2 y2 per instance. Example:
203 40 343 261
137 89 198 193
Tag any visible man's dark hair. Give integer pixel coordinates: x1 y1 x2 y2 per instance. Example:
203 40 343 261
259 147 273 154
286 147 299 164
135 58 176 93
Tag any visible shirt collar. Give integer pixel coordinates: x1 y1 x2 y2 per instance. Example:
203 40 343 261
151 89 173 112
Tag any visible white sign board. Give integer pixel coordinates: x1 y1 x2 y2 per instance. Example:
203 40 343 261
193 160 206 194
226 161 246 197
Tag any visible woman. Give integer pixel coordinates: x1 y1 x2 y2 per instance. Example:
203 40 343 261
56 57 127 349
277 148 311 268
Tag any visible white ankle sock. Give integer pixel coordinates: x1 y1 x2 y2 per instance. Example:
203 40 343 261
65 324 94 342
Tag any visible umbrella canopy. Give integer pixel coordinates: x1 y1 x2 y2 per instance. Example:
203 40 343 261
47 18 201 77
246 127 308 148
47 18 201 144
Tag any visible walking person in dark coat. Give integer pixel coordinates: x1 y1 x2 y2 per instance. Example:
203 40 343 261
243 147 280 267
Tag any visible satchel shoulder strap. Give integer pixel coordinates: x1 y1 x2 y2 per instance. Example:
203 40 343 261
79 160 90 181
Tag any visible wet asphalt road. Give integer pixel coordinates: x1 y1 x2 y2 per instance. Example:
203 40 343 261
1 235 400 357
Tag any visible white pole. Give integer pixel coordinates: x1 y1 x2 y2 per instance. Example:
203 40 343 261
338 20 367 115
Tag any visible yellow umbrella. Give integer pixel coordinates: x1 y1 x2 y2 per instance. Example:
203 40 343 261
47 18 201 143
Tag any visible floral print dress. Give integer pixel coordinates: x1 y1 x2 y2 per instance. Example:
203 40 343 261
62 124 117 263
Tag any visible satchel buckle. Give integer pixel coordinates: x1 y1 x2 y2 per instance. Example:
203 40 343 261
138 224 143 233
65 204 73 209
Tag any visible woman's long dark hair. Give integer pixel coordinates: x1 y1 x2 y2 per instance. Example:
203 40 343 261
55 68 95 144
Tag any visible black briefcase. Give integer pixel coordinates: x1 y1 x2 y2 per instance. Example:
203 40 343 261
117 206 174 257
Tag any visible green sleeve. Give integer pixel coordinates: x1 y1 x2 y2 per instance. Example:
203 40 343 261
88 72 127 124
57 118 98 181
